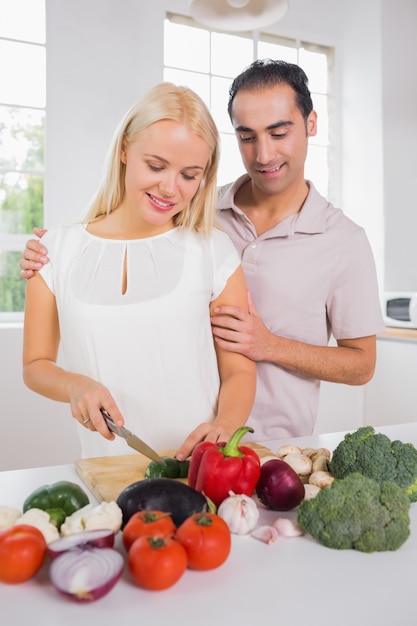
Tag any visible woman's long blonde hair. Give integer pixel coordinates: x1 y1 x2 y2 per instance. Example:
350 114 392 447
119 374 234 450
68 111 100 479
83 82 220 234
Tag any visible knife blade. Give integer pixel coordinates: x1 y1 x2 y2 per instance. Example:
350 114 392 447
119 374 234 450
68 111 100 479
100 409 166 465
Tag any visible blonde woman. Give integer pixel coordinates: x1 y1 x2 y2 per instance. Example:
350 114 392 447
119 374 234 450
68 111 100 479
23 83 256 461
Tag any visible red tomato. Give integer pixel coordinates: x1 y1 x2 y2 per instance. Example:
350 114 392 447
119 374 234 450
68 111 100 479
122 510 176 552
128 535 187 590
122 510 177 551
0 524 47 584
175 511 231 570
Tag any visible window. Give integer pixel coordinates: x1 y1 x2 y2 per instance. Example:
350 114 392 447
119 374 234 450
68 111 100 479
164 14 334 195
0 0 45 319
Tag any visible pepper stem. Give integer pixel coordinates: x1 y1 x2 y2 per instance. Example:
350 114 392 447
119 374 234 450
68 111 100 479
219 426 254 458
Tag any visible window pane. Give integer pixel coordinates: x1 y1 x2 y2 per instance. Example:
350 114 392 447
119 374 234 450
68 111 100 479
164 20 209 72
218 133 245 187
0 106 44 170
257 41 297 63
299 47 328 93
305 144 328 197
164 14 333 202
0 40 45 107
310 93 329 146
211 76 233 133
0 0 45 43
0 251 26 313
211 32 253 77
163 68 210 104
0 0 45 316
0 173 43 234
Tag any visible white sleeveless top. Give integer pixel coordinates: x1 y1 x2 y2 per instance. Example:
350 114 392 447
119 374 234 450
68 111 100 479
40 224 240 457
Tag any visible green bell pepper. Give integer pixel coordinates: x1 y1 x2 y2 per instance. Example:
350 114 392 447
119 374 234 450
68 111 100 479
145 456 190 479
23 480 90 529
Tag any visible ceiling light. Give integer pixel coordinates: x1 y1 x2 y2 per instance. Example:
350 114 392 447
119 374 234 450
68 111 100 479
189 0 289 32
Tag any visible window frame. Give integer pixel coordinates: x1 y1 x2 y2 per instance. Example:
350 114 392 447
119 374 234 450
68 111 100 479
164 12 335 197
0 12 46 322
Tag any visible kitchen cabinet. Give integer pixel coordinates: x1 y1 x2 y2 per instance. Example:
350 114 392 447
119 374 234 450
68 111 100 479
0 326 81 472
364 332 417 427
314 380 364 434
315 331 417 435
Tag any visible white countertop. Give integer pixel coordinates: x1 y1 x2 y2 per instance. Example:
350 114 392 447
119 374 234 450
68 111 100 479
1 423 416 626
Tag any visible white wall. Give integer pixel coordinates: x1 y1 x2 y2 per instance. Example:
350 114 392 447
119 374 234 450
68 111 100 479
2 0 416 470
382 0 417 291
44 0 167 225
338 0 385 289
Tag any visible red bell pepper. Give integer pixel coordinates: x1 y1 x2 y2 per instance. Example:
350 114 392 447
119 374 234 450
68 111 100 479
188 426 261 508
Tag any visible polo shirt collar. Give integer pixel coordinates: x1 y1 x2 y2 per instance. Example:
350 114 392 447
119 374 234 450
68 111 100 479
217 175 329 235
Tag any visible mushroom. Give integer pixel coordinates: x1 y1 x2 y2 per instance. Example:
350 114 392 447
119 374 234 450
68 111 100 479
282 453 313 477
276 444 302 458
309 447 332 462
309 470 334 488
312 454 330 472
304 484 321 500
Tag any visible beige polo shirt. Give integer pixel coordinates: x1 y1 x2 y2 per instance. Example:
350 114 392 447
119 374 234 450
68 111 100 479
216 176 385 441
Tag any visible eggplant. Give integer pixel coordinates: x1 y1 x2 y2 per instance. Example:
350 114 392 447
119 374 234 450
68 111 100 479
116 477 208 528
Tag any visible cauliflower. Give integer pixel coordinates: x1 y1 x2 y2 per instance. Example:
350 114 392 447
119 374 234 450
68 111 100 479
14 508 60 544
0 505 21 530
60 501 122 536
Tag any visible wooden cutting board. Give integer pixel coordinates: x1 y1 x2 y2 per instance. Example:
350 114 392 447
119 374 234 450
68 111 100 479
75 442 276 503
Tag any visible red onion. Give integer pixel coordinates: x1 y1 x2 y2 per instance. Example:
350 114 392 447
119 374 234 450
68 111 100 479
47 529 115 559
256 459 305 511
49 546 124 602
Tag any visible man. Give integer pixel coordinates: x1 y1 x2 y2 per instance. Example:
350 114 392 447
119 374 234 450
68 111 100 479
20 60 385 441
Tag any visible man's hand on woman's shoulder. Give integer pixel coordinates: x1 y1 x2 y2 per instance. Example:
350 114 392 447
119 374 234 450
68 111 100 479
19 227 49 278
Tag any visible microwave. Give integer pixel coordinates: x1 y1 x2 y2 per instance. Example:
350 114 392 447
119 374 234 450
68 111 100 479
382 292 417 329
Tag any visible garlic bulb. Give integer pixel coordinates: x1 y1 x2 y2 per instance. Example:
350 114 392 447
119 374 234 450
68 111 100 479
217 491 259 535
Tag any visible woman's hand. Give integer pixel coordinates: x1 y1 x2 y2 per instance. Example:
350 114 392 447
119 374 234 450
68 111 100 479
19 227 49 278
68 375 125 440
175 422 234 461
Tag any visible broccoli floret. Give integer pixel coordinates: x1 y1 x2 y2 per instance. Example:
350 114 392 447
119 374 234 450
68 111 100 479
390 439 417 500
329 426 417 502
297 472 410 552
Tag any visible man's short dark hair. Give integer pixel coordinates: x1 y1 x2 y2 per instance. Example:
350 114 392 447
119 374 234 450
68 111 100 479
228 59 313 122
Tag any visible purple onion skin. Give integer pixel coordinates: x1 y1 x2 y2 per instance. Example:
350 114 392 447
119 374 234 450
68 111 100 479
256 459 305 511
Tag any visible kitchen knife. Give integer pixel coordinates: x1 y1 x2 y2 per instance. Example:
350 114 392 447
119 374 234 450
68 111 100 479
100 409 166 465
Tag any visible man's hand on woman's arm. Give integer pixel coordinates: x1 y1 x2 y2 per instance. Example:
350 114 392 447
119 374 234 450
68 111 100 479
19 227 49 278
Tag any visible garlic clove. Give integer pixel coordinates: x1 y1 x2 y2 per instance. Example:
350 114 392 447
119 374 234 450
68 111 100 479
273 517 304 537
250 525 279 544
